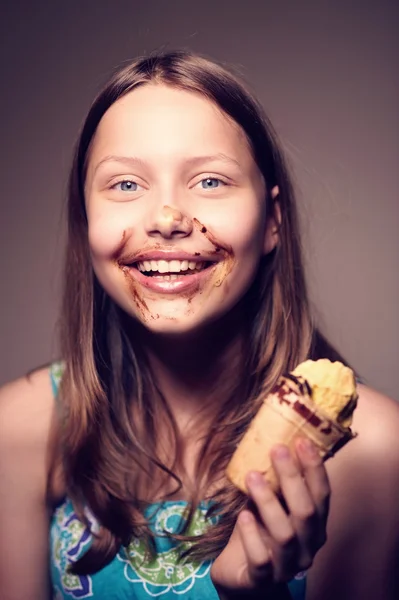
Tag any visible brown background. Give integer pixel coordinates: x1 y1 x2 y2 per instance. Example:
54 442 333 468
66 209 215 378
0 0 398 399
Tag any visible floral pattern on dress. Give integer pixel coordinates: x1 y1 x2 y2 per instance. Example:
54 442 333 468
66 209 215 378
50 498 217 598
51 501 95 598
116 502 215 596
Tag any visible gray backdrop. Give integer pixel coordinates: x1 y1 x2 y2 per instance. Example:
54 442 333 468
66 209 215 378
0 0 398 400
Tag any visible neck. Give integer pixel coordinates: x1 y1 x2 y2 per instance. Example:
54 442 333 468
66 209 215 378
120 308 251 501
133 314 248 431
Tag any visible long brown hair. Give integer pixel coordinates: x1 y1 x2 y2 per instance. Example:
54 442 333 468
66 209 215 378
59 50 331 574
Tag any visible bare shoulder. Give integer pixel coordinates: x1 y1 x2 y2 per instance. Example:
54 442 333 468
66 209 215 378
0 367 61 498
307 384 399 599
321 383 399 499
340 383 399 466
0 367 62 598
355 382 399 433
0 367 55 454
316 384 399 491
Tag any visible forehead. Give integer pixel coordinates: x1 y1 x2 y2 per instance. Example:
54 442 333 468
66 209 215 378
88 84 253 166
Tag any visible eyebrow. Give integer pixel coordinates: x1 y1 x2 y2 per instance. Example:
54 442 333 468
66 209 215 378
93 153 241 175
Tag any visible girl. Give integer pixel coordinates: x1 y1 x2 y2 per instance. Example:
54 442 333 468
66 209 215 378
1 50 398 600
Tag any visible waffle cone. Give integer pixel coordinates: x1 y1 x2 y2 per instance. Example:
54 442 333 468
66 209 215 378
226 375 357 494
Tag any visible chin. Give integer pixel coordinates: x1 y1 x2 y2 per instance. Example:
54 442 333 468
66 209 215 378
127 296 248 341
105 279 249 339
135 312 215 337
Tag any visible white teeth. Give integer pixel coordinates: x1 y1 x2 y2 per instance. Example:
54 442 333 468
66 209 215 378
153 274 179 281
157 260 169 274
169 260 181 273
135 258 207 274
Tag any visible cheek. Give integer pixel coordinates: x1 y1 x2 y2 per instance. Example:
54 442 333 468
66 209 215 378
87 209 128 260
239 217 265 255
215 205 266 259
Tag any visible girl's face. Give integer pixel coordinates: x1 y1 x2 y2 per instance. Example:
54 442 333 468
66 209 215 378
85 84 278 334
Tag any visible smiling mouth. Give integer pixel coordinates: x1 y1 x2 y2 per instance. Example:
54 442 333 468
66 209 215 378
129 259 216 279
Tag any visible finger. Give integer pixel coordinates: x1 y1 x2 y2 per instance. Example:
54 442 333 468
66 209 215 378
246 471 298 581
270 444 322 568
271 444 317 522
271 442 327 563
295 437 331 522
237 509 274 586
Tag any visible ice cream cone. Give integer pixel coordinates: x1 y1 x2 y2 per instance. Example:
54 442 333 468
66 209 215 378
226 374 357 494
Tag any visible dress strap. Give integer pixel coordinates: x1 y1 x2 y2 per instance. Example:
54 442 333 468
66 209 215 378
49 361 65 398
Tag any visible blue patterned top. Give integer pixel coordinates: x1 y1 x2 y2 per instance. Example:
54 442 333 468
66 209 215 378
49 363 307 599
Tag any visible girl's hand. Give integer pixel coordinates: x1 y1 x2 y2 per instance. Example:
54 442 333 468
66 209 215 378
211 438 330 597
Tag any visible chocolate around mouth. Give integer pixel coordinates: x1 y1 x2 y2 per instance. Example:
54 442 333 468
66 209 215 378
192 218 235 287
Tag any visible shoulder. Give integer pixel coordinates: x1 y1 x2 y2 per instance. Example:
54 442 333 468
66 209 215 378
0 366 63 503
356 382 399 434
0 368 63 598
307 385 399 599
0 367 55 445
332 383 399 513
329 383 399 527
338 383 399 472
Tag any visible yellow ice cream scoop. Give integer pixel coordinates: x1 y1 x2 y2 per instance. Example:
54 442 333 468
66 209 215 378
292 359 358 428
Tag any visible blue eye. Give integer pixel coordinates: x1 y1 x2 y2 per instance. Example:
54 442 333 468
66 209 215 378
116 180 138 192
201 177 223 189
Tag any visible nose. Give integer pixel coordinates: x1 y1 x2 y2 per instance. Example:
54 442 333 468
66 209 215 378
145 204 193 239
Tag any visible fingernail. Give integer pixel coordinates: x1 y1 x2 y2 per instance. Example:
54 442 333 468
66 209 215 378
300 438 319 457
272 445 290 460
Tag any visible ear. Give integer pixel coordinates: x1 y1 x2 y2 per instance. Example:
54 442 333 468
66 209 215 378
263 186 281 255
